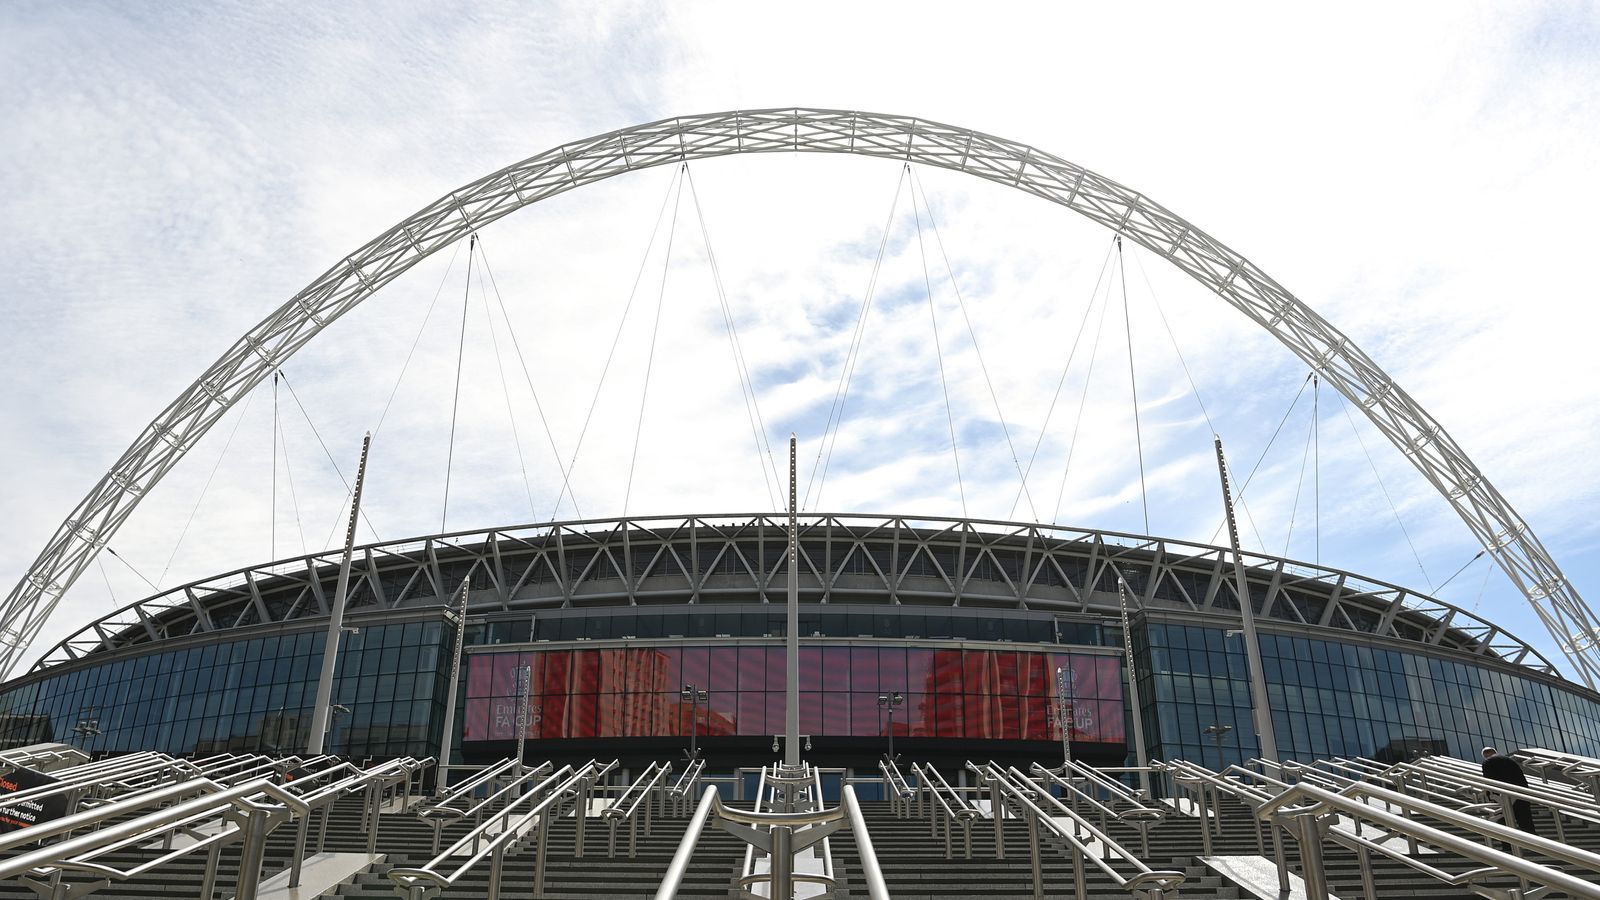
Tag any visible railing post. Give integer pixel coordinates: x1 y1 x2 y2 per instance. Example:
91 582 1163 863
533 805 551 896
1027 807 1044 900
1356 843 1377 900
574 776 589 858
1071 840 1087 900
1294 813 1330 900
989 776 1006 859
486 843 505 900
771 824 794 900
234 808 272 900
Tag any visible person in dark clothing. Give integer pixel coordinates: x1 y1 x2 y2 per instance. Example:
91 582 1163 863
1482 747 1538 835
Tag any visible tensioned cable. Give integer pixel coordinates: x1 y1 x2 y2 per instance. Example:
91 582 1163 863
1127 245 1273 546
313 235 468 549
1117 237 1151 535
476 238 582 521
440 234 478 533
277 371 382 548
684 164 783 511
909 168 1036 520
1313 373 1320 566
1435 549 1487 595
104 547 158 593
1337 390 1432 588
910 168 967 517
96 556 118 606
156 387 258 588
275 410 310 557
1281 404 1317 559
622 167 686 517
1010 240 1116 520
806 166 910 511
472 248 539 520
1207 372 1315 549
550 166 687 521
1053 272 1115 524
1469 556 1495 614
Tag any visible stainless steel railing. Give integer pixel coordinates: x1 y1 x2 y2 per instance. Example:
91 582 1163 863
1255 775 1600 900
386 759 617 900
969 761 1186 900
911 762 976 859
1031 763 1166 857
601 760 673 857
0 775 313 900
653 768 890 900
666 756 704 816
879 758 915 818
413 760 556 854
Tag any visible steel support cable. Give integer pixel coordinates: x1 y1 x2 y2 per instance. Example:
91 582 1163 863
1053 275 1115 524
911 167 968 517
471 249 539 520
1127 244 1273 550
156 387 258 589
1436 549 1489 595
683 164 783 511
1314 373 1320 566
1337 391 1432 589
909 168 1037 520
1206 372 1315 549
622 169 687 517
95 557 117 606
1010 241 1116 520
551 166 686 522
276 372 382 548
1117 237 1151 535
275 405 310 557
475 238 582 521
806 166 909 511
104 547 157 593
441 234 478 533
1281 405 1318 559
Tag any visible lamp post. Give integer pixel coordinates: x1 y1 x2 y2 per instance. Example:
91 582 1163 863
1202 723 1234 767
877 692 904 762
681 683 708 760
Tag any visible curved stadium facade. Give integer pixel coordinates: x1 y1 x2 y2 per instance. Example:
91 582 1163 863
2 513 1598 782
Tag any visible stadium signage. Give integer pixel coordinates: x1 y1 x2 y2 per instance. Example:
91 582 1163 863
0 767 67 833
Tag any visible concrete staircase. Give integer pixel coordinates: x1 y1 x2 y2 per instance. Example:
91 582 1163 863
4 781 1600 898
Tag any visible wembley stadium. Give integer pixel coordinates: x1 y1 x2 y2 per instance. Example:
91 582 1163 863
3 512 1597 789
6 107 1600 899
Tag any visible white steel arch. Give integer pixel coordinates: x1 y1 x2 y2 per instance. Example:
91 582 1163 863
3 108 1596 686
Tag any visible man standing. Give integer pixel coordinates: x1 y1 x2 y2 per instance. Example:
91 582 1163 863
1481 747 1537 835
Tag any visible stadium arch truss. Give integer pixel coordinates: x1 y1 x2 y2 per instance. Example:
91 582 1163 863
3 109 1596 685
34 513 1558 677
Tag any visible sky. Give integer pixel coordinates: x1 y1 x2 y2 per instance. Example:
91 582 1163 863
1 0 1598 678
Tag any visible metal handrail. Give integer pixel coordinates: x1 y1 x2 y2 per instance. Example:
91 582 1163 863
425 757 522 807
655 774 888 900
879 758 914 818
387 759 616 900
912 762 975 859
842 785 891 900
667 756 704 815
968 762 1185 900
601 761 673 857
1256 777 1600 900
1032 764 1165 857
0 776 312 900
0 743 89 772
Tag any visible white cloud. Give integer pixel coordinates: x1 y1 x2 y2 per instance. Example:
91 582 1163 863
1 0 1596 677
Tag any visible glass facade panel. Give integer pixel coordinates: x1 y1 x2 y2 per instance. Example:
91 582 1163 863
0 616 453 760
461 644 1125 743
1139 621 1600 770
